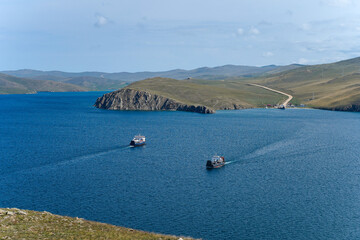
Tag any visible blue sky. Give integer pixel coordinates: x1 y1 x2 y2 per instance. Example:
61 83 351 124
1 0 360 72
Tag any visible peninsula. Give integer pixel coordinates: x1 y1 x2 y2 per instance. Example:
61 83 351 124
95 57 360 114
94 77 285 113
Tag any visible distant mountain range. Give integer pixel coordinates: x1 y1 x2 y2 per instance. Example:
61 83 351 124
1 56 359 112
1 64 302 82
0 64 303 94
0 73 86 94
2 55 360 112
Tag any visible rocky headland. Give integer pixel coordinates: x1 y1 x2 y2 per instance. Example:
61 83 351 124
94 88 215 114
319 104 360 112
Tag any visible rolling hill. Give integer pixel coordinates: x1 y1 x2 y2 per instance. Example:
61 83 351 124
129 77 288 108
97 57 360 113
61 76 127 91
251 57 360 111
0 64 302 94
95 77 287 113
2 57 359 113
0 73 86 94
1 64 302 82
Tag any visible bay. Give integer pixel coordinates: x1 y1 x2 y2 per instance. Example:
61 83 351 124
1 92 360 239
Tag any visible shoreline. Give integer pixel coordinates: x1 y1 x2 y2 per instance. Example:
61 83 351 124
1 90 358 114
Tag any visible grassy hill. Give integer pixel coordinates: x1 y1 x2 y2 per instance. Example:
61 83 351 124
251 57 360 111
0 64 302 93
122 57 360 112
0 73 86 94
2 64 302 82
2 57 359 111
126 77 286 109
0 208 195 240
61 76 127 91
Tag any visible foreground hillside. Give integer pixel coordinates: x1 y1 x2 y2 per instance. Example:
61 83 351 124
95 77 286 113
0 208 195 240
0 73 86 94
253 57 360 111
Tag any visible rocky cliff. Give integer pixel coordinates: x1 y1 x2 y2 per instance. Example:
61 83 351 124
321 104 360 112
94 88 215 114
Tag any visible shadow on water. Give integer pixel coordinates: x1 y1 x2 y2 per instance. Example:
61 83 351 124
129 145 146 150
205 166 227 174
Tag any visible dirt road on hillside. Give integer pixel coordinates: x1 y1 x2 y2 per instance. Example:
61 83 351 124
249 83 293 106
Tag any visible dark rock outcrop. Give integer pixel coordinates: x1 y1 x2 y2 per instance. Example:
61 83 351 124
94 88 215 114
331 104 360 112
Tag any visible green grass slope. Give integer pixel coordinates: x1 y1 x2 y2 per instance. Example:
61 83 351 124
0 208 195 240
251 57 360 111
126 77 286 109
62 76 127 91
0 73 86 94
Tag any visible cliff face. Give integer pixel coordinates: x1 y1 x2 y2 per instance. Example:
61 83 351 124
94 88 215 114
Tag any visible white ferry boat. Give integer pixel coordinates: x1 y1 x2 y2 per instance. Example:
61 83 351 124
130 135 146 147
206 155 225 169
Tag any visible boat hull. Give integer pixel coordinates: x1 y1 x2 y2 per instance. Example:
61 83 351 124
206 157 225 169
206 163 225 169
130 141 146 147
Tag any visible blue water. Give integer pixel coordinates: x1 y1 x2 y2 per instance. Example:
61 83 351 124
1 92 360 239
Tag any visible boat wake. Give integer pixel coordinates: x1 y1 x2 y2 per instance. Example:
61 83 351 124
1 145 132 179
224 139 297 166
224 159 242 165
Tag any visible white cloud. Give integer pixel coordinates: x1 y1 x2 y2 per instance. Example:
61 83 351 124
237 28 244 35
263 51 274 57
298 58 309 64
331 0 353 6
249 27 260 35
236 27 260 36
300 23 311 31
326 0 353 7
94 14 108 27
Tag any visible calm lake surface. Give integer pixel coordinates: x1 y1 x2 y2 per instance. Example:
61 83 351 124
1 92 360 239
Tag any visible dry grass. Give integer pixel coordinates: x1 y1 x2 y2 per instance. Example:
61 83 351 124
249 58 360 110
126 77 285 109
0 208 197 240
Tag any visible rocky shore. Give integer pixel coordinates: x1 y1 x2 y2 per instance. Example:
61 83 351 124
334 104 360 112
94 88 215 114
318 104 360 112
